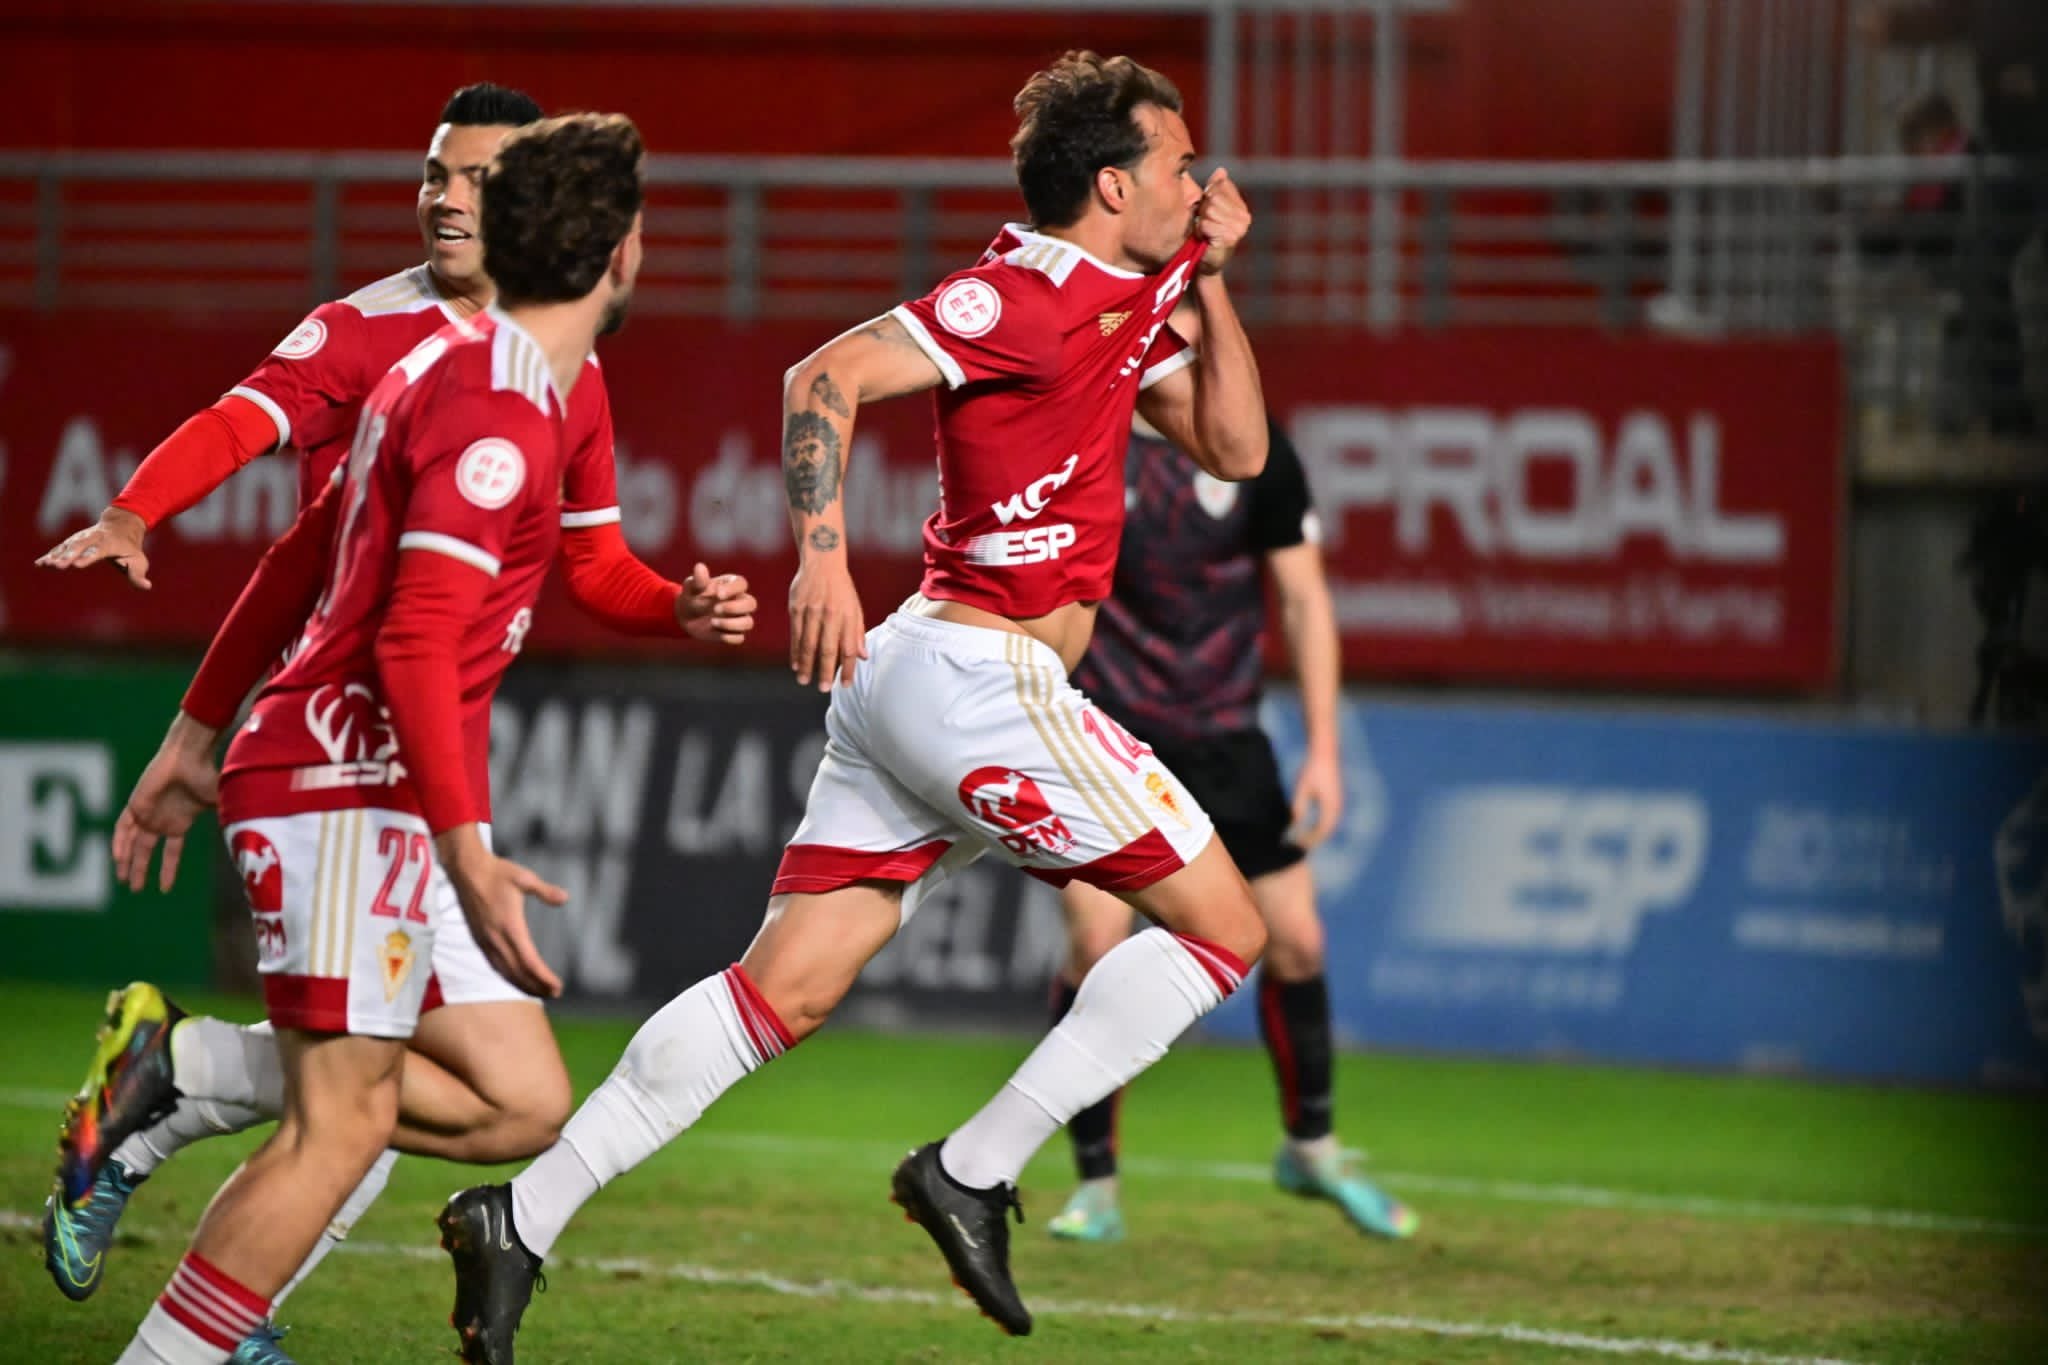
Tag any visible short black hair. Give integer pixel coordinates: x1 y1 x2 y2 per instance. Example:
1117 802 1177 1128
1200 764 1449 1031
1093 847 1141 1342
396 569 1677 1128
483 113 645 306
440 83 544 128
1011 51 1183 228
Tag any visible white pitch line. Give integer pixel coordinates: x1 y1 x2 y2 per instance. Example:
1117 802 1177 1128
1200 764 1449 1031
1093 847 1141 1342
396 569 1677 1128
3 1086 2038 1239
0 1210 1870 1365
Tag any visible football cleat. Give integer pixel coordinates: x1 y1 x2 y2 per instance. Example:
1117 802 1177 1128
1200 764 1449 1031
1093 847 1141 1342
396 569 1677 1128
438 1184 546 1365
229 1321 296 1365
889 1142 1031 1336
56 983 185 1208
1046 1180 1125 1243
43 1159 146 1300
1274 1143 1419 1240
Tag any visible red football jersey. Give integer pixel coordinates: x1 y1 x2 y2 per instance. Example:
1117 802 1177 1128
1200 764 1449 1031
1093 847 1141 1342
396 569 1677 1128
221 310 584 823
227 264 621 527
892 227 1203 618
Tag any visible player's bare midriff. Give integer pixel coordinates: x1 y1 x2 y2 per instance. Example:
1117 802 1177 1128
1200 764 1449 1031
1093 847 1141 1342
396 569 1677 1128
903 594 1102 674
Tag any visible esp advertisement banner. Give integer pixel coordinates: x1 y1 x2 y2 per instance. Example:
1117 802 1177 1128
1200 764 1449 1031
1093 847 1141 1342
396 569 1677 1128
1 315 1839 691
1247 696 2047 1088
0 659 216 988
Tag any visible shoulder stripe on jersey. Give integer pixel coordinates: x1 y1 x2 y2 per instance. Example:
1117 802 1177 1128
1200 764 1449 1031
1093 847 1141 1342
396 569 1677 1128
887 305 966 390
225 385 292 450
344 266 443 318
560 506 622 529
1138 347 1197 392
397 531 501 578
1004 225 1142 283
490 318 559 414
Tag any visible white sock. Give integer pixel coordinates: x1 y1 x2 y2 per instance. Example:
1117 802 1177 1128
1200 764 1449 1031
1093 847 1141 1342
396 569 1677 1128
510 966 791 1259
169 1019 284 1112
941 927 1244 1190
114 1099 271 1181
1288 1134 1341 1165
118 1253 269 1364
271 1148 398 1310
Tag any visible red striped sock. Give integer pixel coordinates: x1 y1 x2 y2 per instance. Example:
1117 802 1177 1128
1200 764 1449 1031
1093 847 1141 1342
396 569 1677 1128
127 1251 269 1364
722 964 796 1065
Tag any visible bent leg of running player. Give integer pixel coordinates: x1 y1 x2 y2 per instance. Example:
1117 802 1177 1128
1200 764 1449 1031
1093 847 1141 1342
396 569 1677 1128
1043 881 1136 1239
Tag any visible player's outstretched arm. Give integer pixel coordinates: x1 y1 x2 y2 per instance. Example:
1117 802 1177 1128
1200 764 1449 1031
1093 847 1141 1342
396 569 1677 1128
556 525 757 644
34 395 282 590
778 316 944 691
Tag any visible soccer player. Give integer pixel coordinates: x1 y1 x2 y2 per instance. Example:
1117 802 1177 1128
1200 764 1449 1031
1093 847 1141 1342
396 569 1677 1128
1043 308 1417 1243
438 51 1268 1357
106 110 648 1365
37 86 748 1360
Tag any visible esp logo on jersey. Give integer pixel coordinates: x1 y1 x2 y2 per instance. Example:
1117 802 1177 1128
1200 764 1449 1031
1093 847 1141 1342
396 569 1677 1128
962 523 1076 566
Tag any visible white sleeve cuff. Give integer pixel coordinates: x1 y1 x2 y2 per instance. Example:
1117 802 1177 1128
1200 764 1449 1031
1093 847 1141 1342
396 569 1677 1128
398 531 501 577
888 305 967 390
1138 347 1196 392
226 385 291 451
561 506 623 529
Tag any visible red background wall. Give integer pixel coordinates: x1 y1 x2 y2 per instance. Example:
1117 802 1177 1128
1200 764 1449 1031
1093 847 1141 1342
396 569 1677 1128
2 0 1679 161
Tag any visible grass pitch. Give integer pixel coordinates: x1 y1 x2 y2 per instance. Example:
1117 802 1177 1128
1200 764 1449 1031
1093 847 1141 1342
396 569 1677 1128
2 981 2043 1363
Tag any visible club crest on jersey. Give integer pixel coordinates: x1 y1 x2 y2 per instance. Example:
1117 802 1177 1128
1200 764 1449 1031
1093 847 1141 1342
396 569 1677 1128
958 765 1077 858
1193 471 1240 519
271 318 328 361
1098 310 1132 337
1145 772 1192 828
381 929 416 1002
455 438 526 510
936 279 1003 339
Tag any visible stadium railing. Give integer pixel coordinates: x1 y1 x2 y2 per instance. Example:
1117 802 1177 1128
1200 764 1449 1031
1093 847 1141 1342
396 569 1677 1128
0 151 2042 467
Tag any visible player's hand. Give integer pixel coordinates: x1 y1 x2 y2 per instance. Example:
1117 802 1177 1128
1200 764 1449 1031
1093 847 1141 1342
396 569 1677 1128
789 554 867 692
112 713 221 893
1194 168 1252 276
36 508 153 590
1289 747 1345 850
677 562 757 646
440 832 566 999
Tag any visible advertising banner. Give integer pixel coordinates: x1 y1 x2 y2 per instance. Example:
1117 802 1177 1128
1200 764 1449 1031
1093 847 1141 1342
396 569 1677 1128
0 659 216 988
1 316 1840 691
1245 696 2047 1087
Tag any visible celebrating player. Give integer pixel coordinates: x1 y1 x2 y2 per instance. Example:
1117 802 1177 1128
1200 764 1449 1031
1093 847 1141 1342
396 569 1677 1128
40 86 750 1362
1044 308 1417 1244
106 112 648 1365
438 51 1269 1358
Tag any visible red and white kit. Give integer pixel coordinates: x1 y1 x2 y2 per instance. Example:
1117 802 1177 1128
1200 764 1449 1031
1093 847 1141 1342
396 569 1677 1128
211 311 586 1037
775 228 1216 901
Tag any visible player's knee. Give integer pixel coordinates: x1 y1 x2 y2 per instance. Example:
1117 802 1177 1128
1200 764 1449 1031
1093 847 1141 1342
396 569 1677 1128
495 1065 572 1154
1263 916 1325 980
1209 899 1267 977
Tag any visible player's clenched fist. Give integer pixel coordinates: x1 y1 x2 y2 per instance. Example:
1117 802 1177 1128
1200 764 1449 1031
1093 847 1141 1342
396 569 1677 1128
678 562 757 646
1194 167 1252 275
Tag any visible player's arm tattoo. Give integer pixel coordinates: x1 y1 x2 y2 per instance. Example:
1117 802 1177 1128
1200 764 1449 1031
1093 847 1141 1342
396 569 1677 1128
807 525 841 553
808 372 851 419
781 410 842 515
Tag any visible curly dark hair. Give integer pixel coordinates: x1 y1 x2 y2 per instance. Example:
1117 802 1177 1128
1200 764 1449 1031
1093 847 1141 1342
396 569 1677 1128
1011 51 1183 229
481 113 645 306
439 82 543 128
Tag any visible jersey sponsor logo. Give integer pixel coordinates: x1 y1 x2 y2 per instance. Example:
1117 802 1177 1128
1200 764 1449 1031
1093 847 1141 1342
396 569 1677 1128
935 279 1003 339
501 606 534 656
455 437 527 510
1192 470 1239 520
294 683 405 792
958 766 1077 858
271 318 328 361
963 522 1076 566
1098 310 1132 337
991 453 1079 526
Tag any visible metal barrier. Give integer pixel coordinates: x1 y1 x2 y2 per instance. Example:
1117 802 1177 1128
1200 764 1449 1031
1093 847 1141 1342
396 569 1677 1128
0 150 2043 440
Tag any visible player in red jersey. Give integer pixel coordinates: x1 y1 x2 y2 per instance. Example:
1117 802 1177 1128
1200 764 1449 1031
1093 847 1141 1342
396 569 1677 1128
36 88 750 1360
101 114 650 1365
439 52 1269 1355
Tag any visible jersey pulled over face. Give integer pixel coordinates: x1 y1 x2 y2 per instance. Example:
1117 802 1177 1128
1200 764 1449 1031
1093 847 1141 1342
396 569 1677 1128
891 227 1207 619
222 312 588 825
228 265 622 527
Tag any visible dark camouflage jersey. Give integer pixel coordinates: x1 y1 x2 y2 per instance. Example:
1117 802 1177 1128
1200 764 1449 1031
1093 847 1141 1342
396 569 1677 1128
1074 416 1318 742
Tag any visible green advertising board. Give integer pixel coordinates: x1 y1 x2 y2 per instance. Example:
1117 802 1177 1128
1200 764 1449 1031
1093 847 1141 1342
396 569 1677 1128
0 657 214 989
